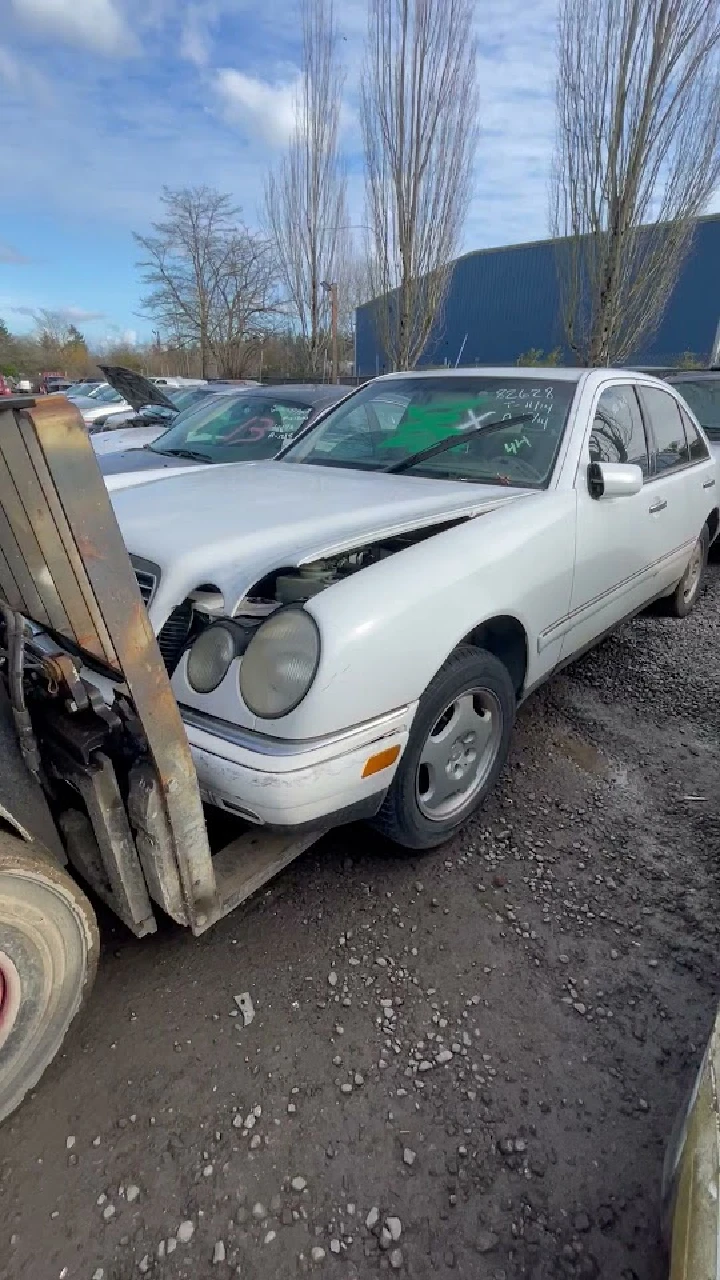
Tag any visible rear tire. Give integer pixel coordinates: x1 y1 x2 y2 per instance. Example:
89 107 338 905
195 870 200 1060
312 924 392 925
0 835 98 1123
663 527 708 618
371 644 515 851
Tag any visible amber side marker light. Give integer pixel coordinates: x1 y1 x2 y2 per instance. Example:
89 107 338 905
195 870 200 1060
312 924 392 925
362 745 401 778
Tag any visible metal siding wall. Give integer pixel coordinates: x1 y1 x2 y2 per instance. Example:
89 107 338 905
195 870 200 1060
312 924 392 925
355 216 720 374
642 219 720 364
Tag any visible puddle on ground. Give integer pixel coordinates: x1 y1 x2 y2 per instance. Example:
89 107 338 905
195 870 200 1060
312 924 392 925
553 730 609 777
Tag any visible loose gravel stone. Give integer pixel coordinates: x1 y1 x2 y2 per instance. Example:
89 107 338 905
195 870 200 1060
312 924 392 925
177 1221 194 1244
403 1148 416 1166
311 1246 326 1262
212 1241 226 1264
292 1177 307 1191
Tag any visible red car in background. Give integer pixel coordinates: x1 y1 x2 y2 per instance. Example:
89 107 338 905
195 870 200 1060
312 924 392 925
0 376 12 397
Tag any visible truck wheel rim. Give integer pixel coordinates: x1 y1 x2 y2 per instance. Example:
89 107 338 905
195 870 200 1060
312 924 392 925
0 951 22 1052
415 688 503 822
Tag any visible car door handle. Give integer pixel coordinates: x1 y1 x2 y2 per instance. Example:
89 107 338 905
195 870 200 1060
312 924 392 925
703 478 716 489
648 498 667 513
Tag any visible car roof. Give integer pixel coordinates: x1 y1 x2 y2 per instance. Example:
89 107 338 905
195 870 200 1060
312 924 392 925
377 366 585 383
239 384 349 404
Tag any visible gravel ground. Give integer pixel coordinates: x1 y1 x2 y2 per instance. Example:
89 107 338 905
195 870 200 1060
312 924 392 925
2 568 720 1280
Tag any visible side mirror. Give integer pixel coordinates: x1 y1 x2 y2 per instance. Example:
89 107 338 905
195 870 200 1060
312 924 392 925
587 460 643 500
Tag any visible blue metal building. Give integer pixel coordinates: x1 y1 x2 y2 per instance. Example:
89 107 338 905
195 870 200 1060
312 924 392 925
355 214 720 375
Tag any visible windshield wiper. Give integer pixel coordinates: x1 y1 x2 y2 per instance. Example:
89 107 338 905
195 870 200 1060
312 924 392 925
384 413 533 474
149 447 212 462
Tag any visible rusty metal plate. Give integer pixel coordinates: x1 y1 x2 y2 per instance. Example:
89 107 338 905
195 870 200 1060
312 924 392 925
0 442 73 635
14 412 117 662
0 545 24 613
3 396 218 925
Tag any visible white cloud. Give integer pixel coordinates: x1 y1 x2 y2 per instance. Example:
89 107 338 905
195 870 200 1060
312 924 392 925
180 21 210 67
11 0 137 55
0 241 31 264
11 305 106 322
214 68 301 147
179 2 217 67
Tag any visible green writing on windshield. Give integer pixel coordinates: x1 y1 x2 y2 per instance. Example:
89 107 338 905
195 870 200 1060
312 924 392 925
376 397 500 455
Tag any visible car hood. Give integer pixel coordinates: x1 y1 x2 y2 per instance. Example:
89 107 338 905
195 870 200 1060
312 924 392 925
99 364 176 412
110 461 534 627
94 427 173 460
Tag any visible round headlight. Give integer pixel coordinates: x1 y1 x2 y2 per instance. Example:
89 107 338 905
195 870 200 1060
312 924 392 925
239 608 320 719
186 624 236 694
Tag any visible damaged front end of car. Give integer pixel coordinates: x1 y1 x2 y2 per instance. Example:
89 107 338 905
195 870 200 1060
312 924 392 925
142 516 472 685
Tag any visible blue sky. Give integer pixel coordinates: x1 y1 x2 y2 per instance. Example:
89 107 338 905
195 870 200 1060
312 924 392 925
0 0 564 346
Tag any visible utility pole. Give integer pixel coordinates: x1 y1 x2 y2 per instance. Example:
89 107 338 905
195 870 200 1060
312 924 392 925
322 280 339 383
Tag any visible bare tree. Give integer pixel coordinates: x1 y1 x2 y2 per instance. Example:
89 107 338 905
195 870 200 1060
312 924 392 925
264 0 348 376
551 0 720 366
361 0 478 371
135 187 278 377
206 232 278 378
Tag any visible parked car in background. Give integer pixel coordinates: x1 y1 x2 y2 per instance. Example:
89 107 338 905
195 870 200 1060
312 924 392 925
0 376 12 397
75 382 132 425
99 383 348 480
64 379 103 399
662 1004 720 1279
149 375 208 388
89 368 241 456
104 367 717 847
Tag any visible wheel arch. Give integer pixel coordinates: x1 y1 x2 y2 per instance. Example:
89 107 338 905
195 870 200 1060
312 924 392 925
705 506 719 544
462 614 529 698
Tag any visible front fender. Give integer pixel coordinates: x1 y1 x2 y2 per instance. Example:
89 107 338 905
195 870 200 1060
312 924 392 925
277 491 577 738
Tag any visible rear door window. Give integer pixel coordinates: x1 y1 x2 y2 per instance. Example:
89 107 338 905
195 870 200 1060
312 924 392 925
679 407 710 462
638 386 690 474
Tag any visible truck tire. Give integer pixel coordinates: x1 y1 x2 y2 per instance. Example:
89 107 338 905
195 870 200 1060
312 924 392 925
0 834 99 1123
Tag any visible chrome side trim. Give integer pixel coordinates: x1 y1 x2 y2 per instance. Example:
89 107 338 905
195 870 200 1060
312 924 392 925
179 702 414 758
537 537 695 653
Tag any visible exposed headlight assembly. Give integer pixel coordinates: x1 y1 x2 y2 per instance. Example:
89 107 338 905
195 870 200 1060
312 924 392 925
239 607 320 719
186 623 237 694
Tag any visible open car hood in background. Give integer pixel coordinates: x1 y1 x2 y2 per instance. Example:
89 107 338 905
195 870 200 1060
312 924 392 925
98 365 177 413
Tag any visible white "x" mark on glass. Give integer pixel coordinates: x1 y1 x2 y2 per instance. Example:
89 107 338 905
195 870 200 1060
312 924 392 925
456 408 494 433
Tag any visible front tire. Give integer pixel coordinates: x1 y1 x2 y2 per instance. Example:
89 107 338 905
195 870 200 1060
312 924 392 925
663 526 708 618
0 836 99 1123
371 644 516 851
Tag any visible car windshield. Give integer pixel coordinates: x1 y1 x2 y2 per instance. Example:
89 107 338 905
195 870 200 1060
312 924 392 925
87 384 123 404
151 393 316 463
167 385 211 412
672 378 720 439
283 375 578 487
